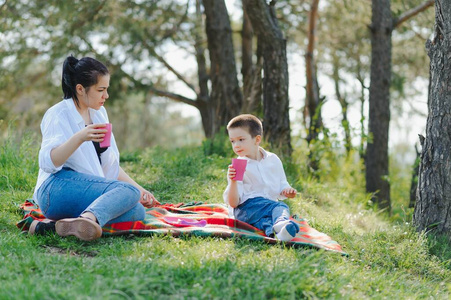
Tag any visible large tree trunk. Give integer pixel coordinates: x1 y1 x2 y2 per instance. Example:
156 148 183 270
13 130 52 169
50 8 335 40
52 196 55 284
242 0 292 156
414 1 451 236
366 0 392 211
203 0 242 137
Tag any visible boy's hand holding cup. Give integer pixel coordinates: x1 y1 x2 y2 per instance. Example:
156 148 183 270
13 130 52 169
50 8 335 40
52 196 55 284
229 158 247 181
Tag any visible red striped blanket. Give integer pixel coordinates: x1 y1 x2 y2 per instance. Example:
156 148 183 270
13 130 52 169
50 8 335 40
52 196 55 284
16 200 346 255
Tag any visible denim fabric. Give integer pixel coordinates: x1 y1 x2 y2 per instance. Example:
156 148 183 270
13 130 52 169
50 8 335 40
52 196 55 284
234 197 292 237
36 168 145 227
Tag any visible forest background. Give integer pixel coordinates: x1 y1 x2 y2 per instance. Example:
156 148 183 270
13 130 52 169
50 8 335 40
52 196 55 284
3 1 451 298
0 0 435 220
0 0 431 152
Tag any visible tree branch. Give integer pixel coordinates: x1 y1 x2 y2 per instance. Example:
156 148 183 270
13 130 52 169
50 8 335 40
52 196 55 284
143 42 197 93
160 1 190 40
147 87 199 107
117 66 199 108
69 0 107 34
1 0 8 12
138 2 196 94
81 37 199 108
394 0 434 28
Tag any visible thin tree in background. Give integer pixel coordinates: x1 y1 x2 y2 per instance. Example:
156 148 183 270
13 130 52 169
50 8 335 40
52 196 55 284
242 0 292 156
367 0 393 211
367 0 434 212
331 54 352 155
414 1 451 237
241 4 263 115
305 0 322 171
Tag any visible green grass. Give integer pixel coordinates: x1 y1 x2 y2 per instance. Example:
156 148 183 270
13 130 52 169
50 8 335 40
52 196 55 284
1 133 451 299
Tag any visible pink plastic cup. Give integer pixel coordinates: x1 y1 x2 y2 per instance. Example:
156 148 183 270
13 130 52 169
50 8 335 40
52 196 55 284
99 123 112 148
232 158 247 181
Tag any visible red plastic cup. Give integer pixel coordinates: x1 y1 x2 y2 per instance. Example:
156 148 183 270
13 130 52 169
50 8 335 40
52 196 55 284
100 123 112 148
232 158 247 181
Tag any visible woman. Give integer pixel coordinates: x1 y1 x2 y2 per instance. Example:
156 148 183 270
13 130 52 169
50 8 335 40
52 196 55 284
30 55 159 241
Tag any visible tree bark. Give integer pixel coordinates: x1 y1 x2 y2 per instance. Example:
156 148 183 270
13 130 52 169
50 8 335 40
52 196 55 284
305 0 322 146
242 5 254 103
356 60 367 161
242 0 292 156
203 0 242 136
366 0 392 211
332 55 351 155
194 0 212 138
414 1 451 236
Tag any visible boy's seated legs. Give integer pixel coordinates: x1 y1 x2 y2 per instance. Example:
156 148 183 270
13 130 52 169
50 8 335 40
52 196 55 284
234 197 299 240
234 197 280 237
271 202 300 241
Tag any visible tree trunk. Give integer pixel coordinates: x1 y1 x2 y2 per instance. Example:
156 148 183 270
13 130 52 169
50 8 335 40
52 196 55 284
305 0 322 146
366 0 392 211
305 0 323 173
194 0 212 138
356 60 367 161
242 5 253 106
332 55 351 155
203 0 242 136
242 0 292 156
414 1 451 236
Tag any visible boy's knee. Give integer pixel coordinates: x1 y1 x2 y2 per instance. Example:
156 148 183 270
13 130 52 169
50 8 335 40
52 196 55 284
278 202 289 209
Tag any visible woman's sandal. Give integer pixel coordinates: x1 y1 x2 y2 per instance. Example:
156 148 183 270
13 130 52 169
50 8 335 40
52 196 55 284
55 216 102 241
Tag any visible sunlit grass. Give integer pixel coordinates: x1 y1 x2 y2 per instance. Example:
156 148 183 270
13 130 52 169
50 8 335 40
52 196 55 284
1 133 450 299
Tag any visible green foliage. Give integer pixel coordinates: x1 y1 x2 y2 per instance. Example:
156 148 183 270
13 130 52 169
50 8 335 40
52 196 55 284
389 153 414 223
0 129 39 192
1 134 451 299
201 128 231 158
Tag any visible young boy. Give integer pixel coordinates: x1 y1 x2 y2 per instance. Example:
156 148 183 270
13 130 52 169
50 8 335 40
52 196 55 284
223 114 300 241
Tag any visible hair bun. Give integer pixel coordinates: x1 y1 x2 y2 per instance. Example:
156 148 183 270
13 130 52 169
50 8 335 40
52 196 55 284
64 55 79 72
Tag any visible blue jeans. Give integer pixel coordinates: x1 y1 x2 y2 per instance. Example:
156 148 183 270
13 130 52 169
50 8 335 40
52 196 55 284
36 168 146 227
234 197 291 237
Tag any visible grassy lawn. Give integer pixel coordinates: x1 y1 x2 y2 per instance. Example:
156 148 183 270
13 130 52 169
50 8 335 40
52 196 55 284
1 133 450 299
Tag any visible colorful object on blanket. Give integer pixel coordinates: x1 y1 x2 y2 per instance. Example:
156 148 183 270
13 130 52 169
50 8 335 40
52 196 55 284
163 216 207 227
16 199 347 255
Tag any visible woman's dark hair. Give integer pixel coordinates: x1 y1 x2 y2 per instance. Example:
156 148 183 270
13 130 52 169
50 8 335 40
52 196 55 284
62 55 109 107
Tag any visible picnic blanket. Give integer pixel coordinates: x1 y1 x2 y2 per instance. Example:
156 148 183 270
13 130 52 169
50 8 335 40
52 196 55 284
16 199 347 255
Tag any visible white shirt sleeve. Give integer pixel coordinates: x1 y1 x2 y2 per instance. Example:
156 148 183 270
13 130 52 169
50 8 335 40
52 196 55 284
38 110 68 174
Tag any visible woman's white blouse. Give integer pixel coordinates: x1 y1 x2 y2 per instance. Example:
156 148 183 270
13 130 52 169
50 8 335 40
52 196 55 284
33 98 120 199
223 147 291 213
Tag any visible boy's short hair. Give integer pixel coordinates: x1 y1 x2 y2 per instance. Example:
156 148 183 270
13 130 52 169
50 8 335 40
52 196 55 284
227 114 263 138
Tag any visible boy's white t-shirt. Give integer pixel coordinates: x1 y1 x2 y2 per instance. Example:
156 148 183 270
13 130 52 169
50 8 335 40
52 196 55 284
223 147 291 216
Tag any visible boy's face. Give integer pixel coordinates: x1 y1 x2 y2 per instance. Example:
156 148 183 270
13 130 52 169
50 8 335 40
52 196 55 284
228 127 261 159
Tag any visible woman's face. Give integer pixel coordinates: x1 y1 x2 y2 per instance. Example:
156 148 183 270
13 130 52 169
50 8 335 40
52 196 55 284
77 74 110 111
